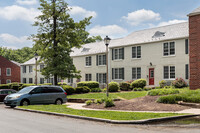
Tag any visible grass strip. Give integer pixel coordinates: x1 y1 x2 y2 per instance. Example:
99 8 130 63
19 105 186 121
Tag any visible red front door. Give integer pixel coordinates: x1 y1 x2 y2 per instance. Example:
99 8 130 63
149 68 154 85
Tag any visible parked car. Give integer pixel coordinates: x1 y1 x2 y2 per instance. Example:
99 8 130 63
4 86 67 108
0 89 16 102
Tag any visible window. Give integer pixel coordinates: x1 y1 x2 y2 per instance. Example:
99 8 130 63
85 74 92 81
40 64 44 71
132 46 141 58
40 78 44 84
163 42 175 56
96 73 106 83
6 68 11 76
29 78 33 83
23 78 26 83
132 67 141 79
0 68 1 76
112 48 124 60
85 56 92 66
185 39 189 54
6 79 11 84
185 64 189 80
68 78 73 83
96 54 106 66
164 66 175 79
112 68 124 80
47 78 54 84
22 66 26 73
29 66 33 73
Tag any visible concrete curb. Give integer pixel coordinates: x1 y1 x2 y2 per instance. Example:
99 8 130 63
14 107 200 124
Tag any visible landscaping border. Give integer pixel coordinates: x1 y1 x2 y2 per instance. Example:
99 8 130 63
14 107 199 124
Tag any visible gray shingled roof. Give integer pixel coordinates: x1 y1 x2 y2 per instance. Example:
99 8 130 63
11 60 20 66
188 7 200 16
71 22 188 57
21 57 42 65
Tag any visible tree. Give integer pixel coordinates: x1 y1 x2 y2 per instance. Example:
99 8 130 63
83 35 102 44
31 0 93 85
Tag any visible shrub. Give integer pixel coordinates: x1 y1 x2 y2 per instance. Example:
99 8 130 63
155 86 161 89
130 79 146 88
108 82 119 92
119 82 130 91
85 100 93 106
83 86 90 93
157 95 182 104
147 89 179 96
10 82 20 91
143 87 152 91
77 81 99 89
90 88 102 92
94 99 103 104
133 88 143 91
42 83 52 85
62 85 75 95
58 82 67 85
104 98 115 107
0 84 10 89
75 86 90 94
20 84 35 89
172 78 188 88
159 80 167 88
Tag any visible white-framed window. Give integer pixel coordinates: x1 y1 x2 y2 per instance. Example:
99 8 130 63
29 78 33 83
6 68 11 76
23 78 26 83
22 66 26 73
185 64 189 80
40 64 44 72
164 66 175 79
132 46 141 58
112 68 124 80
68 78 73 83
185 39 189 54
132 67 141 79
85 74 92 81
0 68 1 76
47 78 54 84
96 73 106 83
163 42 175 56
29 66 33 73
40 78 44 84
96 54 106 66
85 56 92 66
112 48 124 60
6 79 11 84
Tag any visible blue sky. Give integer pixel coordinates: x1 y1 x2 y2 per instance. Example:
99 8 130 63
0 0 200 49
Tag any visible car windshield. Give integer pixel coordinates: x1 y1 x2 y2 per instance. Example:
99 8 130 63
18 86 35 94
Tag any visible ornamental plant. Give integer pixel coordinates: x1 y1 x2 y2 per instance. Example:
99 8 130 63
171 78 188 88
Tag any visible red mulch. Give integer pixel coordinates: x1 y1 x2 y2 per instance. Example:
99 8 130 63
84 96 190 111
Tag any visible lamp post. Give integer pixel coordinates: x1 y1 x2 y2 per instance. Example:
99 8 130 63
104 36 111 97
34 52 39 85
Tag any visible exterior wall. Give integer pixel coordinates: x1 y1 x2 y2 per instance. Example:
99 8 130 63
0 56 20 84
189 14 200 90
110 38 189 86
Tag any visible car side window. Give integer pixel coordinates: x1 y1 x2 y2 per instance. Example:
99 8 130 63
31 87 43 94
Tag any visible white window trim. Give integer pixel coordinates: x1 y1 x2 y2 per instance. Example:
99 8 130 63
6 68 11 76
163 41 176 57
113 48 123 60
113 68 123 80
97 73 106 83
132 67 141 80
132 46 141 59
163 65 176 80
29 66 33 73
85 56 92 67
98 54 106 66
85 73 92 81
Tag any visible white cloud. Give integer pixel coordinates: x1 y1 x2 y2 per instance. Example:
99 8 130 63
122 9 161 26
89 25 128 38
0 5 40 22
0 33 32 49
16 0 37 5
69 6 97 18
157 19 187 27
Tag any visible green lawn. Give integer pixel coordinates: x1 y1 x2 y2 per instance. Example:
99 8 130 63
67 91 147 100
19 105 186 121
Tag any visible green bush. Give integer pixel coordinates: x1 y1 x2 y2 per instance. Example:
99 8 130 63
119 82 130 91
171 78 188 88
133 88 143 91
0 84 10 89
159 80 167 88
10 82 21 91
42 83 52 85
83 86 90 93
94 99 103 104
75 86 90 94
20 84 35 89
130 79 146 88
58 82 67 85
143 87 152 91
104 98 115 107
85 100 93 106
147 89 179 96
77 81 99 89
90 88 102 92
155 86 161 89
62 85 75 95
108 82 119 92
157 95 182 104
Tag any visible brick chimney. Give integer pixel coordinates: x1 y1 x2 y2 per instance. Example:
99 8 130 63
188 7 200 90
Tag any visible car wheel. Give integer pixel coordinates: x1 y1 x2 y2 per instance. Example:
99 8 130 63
55 99 62 105
10 105 16 108
20 99 29 106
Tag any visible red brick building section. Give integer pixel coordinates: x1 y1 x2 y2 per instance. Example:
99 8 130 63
0 56 21 84
188 7 200 89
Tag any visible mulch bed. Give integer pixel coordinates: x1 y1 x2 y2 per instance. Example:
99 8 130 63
84 96 190 111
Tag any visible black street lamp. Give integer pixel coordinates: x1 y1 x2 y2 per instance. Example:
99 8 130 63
104 36 111 97
34 52 39 85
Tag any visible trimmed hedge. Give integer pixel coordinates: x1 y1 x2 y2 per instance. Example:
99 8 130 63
119 82 130 91
0 84 10 89
90 88 102 92
62 85 75 95
131 79 146 88
75 86 90 94
77 81 99 89
58 82 67 85
147 89 180 96
108 82 119 92
20 84 36 89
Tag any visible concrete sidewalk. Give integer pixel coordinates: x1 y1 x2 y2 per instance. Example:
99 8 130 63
65 102 200 114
